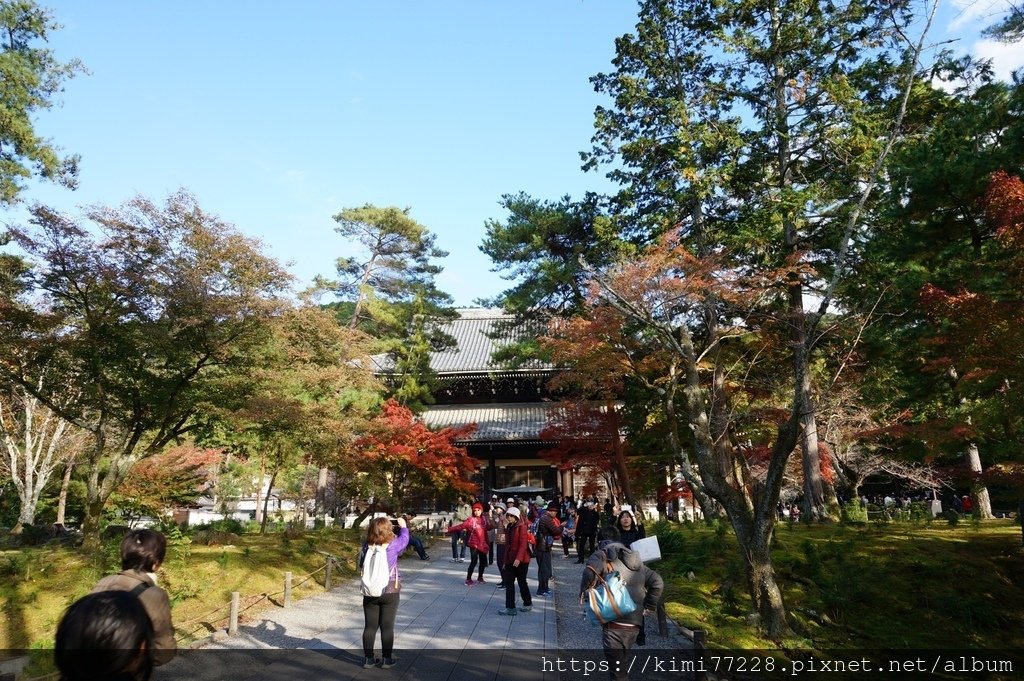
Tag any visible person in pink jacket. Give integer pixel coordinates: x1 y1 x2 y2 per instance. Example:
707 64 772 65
447 502 490 584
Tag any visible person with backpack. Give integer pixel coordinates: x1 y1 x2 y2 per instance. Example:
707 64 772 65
534 501 562 597
580 525 664 681
358 515 409 669
498 507 533 615
90 529 176 665
446 502 490 585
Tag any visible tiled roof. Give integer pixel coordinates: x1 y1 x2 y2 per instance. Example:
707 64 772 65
422 402 557 442
372 308 551 375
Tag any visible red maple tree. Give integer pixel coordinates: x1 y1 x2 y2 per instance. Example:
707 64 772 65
350 399 477 511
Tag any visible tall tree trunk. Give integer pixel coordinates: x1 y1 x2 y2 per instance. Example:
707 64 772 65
729 508 791 638
55 458 75 526
608 400 634 504
965 442 994 519
254 457 265 524
315 466 329 517
259 468 279 535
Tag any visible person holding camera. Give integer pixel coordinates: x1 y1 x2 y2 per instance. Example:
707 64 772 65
358 515 409 669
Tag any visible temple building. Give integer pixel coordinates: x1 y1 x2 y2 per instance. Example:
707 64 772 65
372 308 576 498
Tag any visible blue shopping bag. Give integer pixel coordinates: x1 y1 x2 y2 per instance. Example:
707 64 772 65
581 562 638 626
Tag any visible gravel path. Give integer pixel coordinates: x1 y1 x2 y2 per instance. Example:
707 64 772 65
549 550 695 652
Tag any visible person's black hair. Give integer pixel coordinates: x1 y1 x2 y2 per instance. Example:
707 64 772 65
120 529 166 572
55 590 155 681
597 525 620 542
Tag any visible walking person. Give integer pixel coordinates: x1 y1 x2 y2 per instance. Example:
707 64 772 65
91 529 176 665
358 516 410 669
535 501 562 596
561 506 577 559
450 496 471 562
498 507 533 615
576 501 599 563
492 504 509 587
616 505 648 644
580 526 664 681
616 505 645 548
446 502 490 584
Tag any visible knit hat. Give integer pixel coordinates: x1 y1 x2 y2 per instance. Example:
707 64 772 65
506 507 521 518
496 502 507 511
472 502 484 511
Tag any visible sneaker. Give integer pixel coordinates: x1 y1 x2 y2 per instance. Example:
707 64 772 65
496 583 507 588
449 558 459 563
458 557 466 562
536 590 552 597
381 658 397 669
518 605 532 612
363 657 378 669
498 607 517 616
477 577 486 583
465 578 475 585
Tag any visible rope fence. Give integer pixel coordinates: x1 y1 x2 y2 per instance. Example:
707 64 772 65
172 554 342 646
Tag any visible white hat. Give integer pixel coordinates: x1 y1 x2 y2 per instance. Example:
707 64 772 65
507 498 515 504
496 502 507 510
506 507 521 518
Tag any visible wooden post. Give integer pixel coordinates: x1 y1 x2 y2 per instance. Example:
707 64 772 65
657 599 668 635
228 592 240 636
693 629 707 681
284 571 292 608
325 557 333 591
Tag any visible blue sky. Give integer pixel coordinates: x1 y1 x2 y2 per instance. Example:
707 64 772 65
7 1 1024 306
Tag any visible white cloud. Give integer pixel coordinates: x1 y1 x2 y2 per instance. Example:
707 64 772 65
948 0 1015 32
972 37 1024 80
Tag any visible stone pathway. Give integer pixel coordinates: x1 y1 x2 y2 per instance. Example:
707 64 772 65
158 542 694 681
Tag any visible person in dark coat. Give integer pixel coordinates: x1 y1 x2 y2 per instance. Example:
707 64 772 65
534 501 562 596
580 526 664 681
615 505 646 548
575 501 599 563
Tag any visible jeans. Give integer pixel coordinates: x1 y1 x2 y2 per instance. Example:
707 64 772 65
362 592 400 658
451 531 466 559
504 562 532 609
536 549 552 592
408 534 427 559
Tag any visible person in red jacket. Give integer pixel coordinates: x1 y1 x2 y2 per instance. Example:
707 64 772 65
498 507 533 615
447 502 490 585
